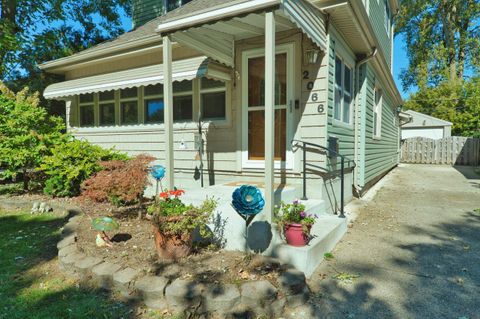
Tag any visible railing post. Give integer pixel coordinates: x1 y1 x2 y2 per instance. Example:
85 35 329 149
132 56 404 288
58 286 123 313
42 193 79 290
301 144 308 200
339 156 345 218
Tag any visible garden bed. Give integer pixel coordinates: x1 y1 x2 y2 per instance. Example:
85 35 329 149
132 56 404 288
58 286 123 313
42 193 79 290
75 200 286 287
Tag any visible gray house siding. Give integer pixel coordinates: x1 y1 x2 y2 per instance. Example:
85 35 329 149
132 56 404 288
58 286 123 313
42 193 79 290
326 30 356 165
361 64 399 187
367 0 392 68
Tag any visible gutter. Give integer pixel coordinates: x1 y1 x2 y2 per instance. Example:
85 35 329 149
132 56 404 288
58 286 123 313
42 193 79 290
353 48 377 194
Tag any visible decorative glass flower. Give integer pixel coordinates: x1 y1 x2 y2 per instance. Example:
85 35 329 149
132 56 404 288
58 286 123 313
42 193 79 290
232 185 265 216
92 217 119 232
151 165 166 180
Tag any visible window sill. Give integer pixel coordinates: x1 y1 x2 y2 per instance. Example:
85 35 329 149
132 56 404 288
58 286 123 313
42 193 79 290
373 135 382 141
332 119 353 130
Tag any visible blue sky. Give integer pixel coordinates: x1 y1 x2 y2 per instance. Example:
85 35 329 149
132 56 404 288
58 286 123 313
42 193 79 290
119 16 412 99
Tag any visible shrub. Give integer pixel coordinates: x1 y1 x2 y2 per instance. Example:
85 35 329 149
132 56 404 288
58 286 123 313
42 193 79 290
81 154 155 206
40 139 128 197
0 83 66 190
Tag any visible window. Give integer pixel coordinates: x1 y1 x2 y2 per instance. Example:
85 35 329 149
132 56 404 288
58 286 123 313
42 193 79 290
120 88 138 125
200 78 226 120
334 57 353 125
373 88 383 138
172 80 193 122
99 90 115 126
384 0 391 35
144 84 164 124
166 0 192 12
74 78 227 128
79 93 94 127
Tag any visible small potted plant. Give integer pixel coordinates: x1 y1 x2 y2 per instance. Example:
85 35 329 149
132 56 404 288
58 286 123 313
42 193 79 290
147 188 217 259
274 200 317 247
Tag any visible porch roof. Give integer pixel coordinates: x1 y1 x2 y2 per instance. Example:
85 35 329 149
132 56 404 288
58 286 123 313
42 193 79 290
43 56 231 99
156 0 328 67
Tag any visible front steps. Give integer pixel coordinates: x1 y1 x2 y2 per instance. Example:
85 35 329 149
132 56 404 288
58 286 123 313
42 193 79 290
175 183 348 278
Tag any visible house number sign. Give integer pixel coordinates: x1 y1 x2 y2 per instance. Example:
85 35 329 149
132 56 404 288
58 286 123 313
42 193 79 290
303 69 325 114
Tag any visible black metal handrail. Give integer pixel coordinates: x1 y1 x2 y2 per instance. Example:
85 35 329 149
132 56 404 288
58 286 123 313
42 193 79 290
292 139 356 218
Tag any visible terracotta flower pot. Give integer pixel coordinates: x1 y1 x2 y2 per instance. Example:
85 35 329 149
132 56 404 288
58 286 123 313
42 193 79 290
284 223 311 247
153 225 192 260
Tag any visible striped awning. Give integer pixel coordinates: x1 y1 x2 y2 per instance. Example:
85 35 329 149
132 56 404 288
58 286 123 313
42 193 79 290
44 56 231 99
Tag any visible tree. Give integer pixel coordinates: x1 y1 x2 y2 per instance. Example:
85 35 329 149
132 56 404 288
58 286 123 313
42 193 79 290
0 82 66 190
396 0 480 91
404 77 480 137
0 0 131 92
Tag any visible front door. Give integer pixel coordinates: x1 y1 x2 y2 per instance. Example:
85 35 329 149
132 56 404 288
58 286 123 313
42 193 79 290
242 44 294 169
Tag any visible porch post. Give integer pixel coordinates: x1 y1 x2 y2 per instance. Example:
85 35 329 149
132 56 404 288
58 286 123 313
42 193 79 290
163 35 174 190
264 11 275 223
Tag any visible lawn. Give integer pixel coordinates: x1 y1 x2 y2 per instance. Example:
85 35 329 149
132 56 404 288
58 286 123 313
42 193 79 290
0 210 169 319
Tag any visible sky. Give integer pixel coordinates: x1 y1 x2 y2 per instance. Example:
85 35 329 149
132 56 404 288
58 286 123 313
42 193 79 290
119 15 413 99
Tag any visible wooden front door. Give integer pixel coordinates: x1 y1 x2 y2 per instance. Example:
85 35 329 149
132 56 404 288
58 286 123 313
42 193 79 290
246 52 288 161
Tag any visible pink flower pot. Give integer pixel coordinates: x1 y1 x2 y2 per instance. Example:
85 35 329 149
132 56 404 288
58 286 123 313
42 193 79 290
284 223 311 247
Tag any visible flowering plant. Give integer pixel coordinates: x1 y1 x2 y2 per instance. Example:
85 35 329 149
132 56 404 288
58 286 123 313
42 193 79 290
148 188 217 238
274 200 317 234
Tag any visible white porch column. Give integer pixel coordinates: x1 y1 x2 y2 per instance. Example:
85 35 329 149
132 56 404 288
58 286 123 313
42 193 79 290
264 11 275 222
163 35 175 190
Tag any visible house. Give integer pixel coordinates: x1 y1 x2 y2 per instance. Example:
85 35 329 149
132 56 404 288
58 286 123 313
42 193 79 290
40 0 405 275
402 110 452 139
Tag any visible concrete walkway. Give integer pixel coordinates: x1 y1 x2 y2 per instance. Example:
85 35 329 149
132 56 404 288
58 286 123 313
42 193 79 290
308 164 480 319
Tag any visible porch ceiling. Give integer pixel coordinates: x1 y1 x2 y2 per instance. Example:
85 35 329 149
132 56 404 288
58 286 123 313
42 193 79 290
156 0 327 67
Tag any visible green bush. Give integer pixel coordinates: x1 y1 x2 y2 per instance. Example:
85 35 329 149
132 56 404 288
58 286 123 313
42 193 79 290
40 139 128 197
0 83 66 190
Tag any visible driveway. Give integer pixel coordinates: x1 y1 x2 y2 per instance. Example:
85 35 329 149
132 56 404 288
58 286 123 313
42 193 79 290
308 164 480 319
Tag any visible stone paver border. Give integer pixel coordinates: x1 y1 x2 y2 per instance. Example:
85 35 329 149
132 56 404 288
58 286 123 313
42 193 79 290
48 206 317 317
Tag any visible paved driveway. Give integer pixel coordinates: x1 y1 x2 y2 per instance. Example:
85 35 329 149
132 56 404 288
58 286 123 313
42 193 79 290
308 164 480 319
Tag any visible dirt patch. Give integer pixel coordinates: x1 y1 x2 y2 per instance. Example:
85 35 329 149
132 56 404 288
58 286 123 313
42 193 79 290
70 199 284 287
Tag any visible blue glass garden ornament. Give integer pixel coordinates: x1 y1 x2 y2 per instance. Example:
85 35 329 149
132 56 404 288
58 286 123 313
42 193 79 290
231 185 265 227
150 165 166 201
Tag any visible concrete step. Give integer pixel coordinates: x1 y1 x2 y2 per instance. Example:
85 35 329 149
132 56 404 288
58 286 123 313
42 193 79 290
271 214 347 277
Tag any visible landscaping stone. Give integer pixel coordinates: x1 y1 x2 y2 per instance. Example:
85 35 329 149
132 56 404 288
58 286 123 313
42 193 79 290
57 234 77 250
113 267 141 299
58 244 78 257
135 276 170 306
62 221 80 235
59 252 86 274
204 284 241 314
165 279 204 312
91 262 122 289
286 287 310 308
74 256 103 279
271 297 287 317
284 303 319 319
279 268 307 295
240 280 277 308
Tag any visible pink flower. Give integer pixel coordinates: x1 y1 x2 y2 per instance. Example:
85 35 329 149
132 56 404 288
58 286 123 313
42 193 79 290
300 211 306 218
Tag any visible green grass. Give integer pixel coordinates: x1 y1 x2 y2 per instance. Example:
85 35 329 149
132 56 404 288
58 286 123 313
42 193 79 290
0 210 137 319
324 252 334 260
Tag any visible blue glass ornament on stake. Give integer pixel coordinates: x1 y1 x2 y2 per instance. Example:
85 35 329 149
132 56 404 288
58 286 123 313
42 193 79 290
231 185 265 251
150 165 166 202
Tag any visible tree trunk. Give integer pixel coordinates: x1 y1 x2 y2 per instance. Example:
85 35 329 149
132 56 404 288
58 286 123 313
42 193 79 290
22 167 29 192
0 0 18 78
440 0 458 82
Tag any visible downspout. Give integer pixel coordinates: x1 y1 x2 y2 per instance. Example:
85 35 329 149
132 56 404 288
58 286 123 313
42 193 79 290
353 47 377 196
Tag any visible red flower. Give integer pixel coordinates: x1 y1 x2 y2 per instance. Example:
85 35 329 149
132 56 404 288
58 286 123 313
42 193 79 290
159 192 170 199
170 189 185 198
